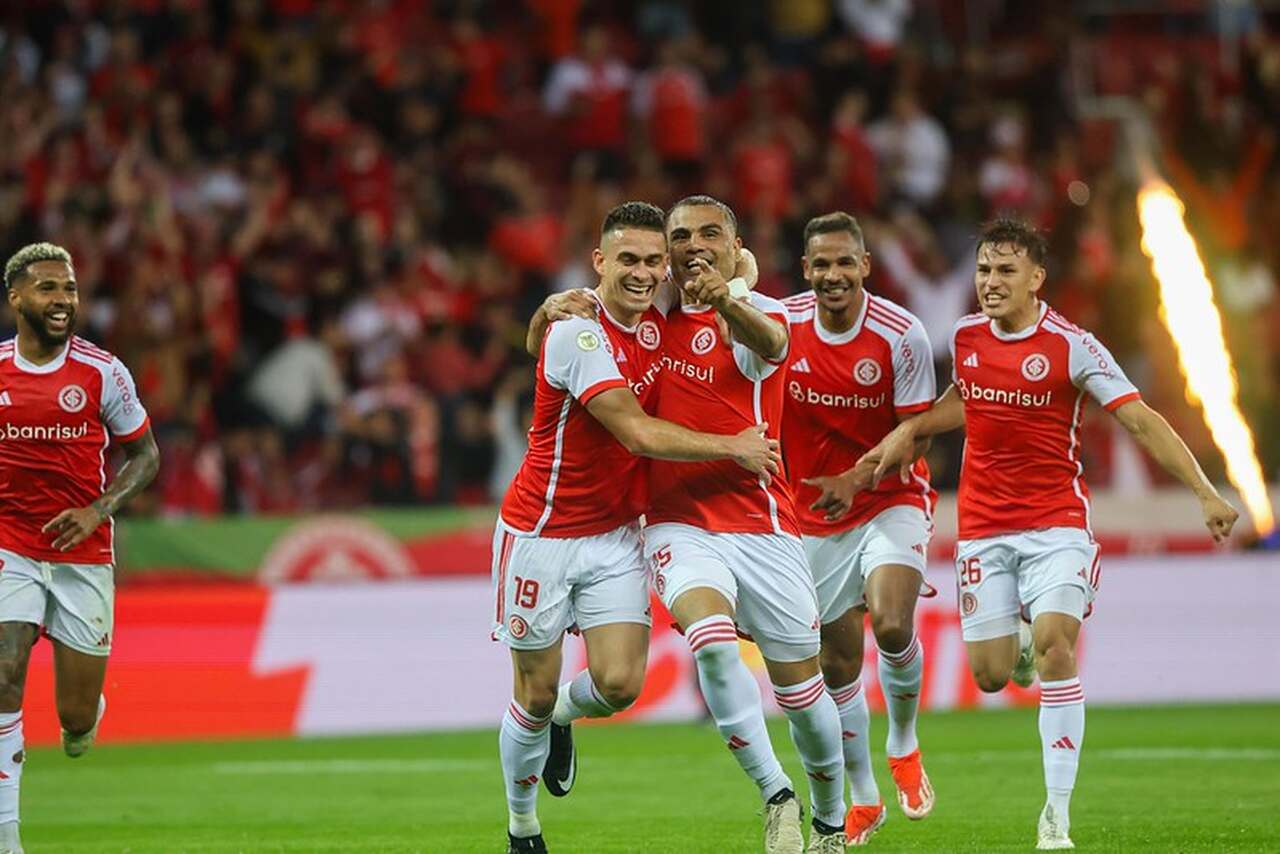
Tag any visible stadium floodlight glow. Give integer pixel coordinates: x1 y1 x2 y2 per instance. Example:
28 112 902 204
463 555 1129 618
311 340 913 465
1136 180 1275 538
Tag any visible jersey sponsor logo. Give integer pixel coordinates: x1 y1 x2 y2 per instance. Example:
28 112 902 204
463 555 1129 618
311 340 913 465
791 357 811 373
1080 335 1117 379
110 363 138 416
576 330 601 351
962 352 979 368
1020 353 1050 382
508 614 529 640
691 326 717 355
660 354 714 384
0 421 90 442
853 357 882 386
58 384 88 413
788 380 885 410
636 320 661 351
629 360 664 398
0 391 10 406
956 378 1053 408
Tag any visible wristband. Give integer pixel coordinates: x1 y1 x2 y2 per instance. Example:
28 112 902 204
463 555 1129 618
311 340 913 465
727 277 750 300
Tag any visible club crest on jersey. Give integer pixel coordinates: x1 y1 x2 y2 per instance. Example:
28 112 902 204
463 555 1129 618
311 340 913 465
576 330 600 352
57 384 88 413
853 358 882 386
636 320 661 351
1020 353 1050 382
691 326 717 355
508 615 529 639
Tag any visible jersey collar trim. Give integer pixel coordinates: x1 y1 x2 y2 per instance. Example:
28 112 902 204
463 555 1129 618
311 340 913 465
598 301 640 333
989 301 1047 341
12 340 70 374
812 289 868 345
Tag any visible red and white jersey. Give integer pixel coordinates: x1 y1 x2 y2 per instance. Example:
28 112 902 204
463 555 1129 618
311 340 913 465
647 292 801 537
781 291 937 535
951 303 1141 540
0 336 150 564
500 305 665 538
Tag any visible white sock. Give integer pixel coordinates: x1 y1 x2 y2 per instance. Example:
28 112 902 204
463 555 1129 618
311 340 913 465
878 633 923 757
774 673 846 827
687 615 791 801
552 670 623 726
1039 677 1085 825
828 679 879 804
0 713 20 826
499 701 550 836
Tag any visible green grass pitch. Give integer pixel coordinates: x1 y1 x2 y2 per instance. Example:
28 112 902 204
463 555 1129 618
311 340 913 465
19 703 1280 852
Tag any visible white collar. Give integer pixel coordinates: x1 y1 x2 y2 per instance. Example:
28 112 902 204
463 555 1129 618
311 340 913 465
813 290 868 345
12 339 70 374
989 301 1047 341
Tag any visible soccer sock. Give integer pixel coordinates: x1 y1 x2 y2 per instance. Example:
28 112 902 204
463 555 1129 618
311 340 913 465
1039 677 1085 823
0 712 21 825
552 670 625 726
686 615 791 801
499 700 550 836
828 679 880 804
878 633 923 757
774 673 846 828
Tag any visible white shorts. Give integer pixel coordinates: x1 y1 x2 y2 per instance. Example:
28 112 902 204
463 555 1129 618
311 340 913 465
490 520 651 650
803 505 931 624
645 523 820 663
955 527 1100 642
0 548 114 656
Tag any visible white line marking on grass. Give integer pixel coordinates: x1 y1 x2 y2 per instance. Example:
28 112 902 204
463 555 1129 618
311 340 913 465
927 747 1280 763
212 758 490 775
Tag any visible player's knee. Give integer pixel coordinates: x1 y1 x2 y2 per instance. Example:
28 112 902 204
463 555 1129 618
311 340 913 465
57 698 98 736
690 638 739 684
870 611 914 654
972 668 1010 694
0 661 27 711
1034 637 1076 679
819 644 862 688
596 667 643 712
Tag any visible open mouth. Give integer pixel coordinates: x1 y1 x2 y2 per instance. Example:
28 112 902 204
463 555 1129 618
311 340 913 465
981 292 1006 309
622 281 654 297
816 282 851 296
46 310 72 331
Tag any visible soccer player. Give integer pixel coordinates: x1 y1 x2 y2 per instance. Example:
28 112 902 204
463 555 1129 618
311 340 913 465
494 202 781 854
780 212 937 845
644 195 847 854
847 218 1239 849
0 243 159 854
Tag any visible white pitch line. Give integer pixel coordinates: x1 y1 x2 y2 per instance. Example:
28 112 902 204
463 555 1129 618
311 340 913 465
212 758 490 775
927 747 1280 763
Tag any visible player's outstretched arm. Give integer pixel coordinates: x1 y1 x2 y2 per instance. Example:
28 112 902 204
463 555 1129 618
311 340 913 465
1111 400 1239 542
683 258 786 361
42 427 161 552
585 387 781 481
863 384 965 487
805 436 932 521
526 289 597 356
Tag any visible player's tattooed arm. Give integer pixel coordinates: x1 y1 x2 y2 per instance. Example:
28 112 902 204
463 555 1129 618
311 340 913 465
683 258 787 361
585 387 782 481
43 428 160 552
1111 399 1239 542
526 290 597 356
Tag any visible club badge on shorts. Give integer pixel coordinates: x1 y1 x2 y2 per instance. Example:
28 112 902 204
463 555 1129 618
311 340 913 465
508 615 529 639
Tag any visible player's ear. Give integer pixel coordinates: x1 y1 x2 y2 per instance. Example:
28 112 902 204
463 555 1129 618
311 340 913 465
591 247 606 277
801 254 810 277
1030 264 1046 293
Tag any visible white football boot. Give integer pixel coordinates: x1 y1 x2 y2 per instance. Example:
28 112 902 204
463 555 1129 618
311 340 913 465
763 789 804 854
1036 802 1074 849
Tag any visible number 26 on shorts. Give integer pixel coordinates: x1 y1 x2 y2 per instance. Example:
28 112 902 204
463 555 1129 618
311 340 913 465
957 556 982 587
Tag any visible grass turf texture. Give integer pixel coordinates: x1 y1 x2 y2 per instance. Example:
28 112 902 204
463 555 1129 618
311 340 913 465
19 703 1279 852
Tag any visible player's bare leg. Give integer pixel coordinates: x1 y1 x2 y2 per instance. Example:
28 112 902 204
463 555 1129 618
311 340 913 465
965 632 1019 693
818 608 885 845
1032 610 1084 850
52 641 108 758
503 642 562 853
865 564 933 819
670 587 801 853
545 622 648 797
763 655 846 851
0 623 37 854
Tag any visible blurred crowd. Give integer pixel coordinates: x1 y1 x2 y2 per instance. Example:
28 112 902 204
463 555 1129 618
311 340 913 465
0 0 1276 516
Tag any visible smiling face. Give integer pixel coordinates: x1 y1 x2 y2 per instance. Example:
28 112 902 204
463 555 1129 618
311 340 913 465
592 226 667 323
8 259 78 348
666 204 740 287
802 229 871 318
974 241 1044 329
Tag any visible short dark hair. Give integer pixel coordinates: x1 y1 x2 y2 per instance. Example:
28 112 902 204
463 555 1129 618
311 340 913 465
976 217 1048 267
601 201 665 235
804 212 864 253
666 194 737 236
5 242 73 290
